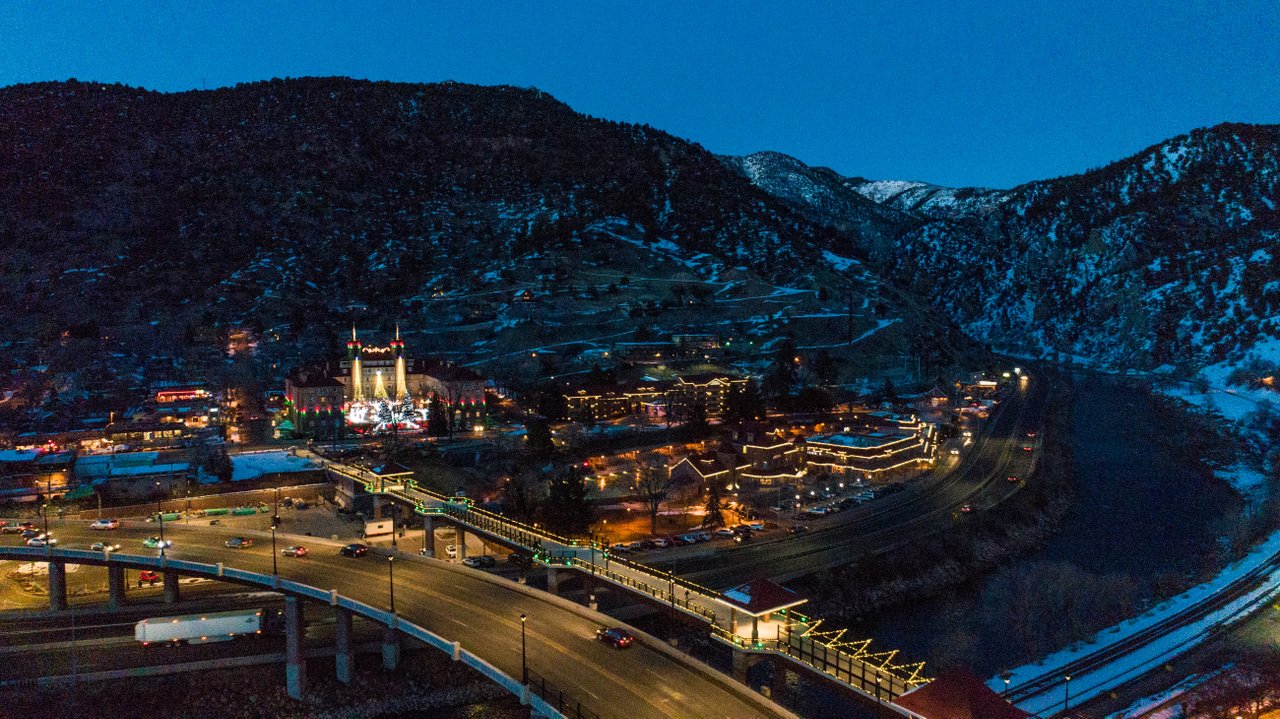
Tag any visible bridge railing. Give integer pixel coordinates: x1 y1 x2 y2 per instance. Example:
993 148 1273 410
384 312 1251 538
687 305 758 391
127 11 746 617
554 555 719 625
527 669 602 719
4 546 567 719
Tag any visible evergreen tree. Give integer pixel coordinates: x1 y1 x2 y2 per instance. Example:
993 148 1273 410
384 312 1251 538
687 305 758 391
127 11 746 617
542 465 594 536
427 396 448 437
703 478 726 529
812 349 839 385
525 416 555 457
724 381 766 424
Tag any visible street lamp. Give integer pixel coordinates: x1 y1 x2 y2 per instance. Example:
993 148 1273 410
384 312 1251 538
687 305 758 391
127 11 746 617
1000 671 1011 697
387 556 395 614
271 526 278 575
1064 674 1072 711
520 613 528 684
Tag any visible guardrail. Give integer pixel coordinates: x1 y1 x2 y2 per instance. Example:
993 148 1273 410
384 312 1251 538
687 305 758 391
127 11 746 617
0 546 567 719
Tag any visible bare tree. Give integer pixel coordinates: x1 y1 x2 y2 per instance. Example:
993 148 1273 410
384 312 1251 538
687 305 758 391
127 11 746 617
636 455 677 535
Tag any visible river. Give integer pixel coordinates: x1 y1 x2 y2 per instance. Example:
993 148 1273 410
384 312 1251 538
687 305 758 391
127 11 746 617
853 374 1243 678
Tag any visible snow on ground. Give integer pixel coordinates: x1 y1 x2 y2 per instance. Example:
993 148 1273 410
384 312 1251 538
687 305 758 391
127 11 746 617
229 450 320 482
995 527 1280 716
798 318 900 349
821 250 858 272
1217 463 1269 505
1104 669 1223 719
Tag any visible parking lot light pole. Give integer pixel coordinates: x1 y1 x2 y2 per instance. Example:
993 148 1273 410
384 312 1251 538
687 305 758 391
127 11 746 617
271 527 278 575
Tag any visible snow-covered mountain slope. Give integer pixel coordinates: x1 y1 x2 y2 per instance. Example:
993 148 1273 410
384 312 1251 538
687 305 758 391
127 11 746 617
845 179 1008 219
732 124 1280 380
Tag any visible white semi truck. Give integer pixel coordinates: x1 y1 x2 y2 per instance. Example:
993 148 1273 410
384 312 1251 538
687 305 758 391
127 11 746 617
135 608 277 646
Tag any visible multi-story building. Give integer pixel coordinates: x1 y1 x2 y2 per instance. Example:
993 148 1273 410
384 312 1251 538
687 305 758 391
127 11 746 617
666 373 749 417
285 327 489 435
562 372 748 422
802 414 934 477
283 369 347 439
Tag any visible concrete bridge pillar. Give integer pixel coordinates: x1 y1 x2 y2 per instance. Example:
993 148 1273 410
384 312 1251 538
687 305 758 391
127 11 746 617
731 647 755 683
334 606 354 684
456 528 467 562
420 515 434 558
382 624 401 671
162 570 180 604
285 596 306 699
47 561 68 611
107 565 126 609
546 567 560 594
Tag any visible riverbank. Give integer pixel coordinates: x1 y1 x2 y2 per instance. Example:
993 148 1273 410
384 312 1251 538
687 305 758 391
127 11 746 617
791 372 1075 622
853 372 1247 676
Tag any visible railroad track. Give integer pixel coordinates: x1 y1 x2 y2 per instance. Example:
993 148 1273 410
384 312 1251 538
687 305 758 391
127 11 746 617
1005 546 1280 711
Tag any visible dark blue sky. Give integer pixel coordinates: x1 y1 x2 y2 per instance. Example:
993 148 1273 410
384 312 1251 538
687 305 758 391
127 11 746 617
3 1 1277 187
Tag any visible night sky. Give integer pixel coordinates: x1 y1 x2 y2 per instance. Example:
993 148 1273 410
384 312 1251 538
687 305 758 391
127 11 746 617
2 1 1277 187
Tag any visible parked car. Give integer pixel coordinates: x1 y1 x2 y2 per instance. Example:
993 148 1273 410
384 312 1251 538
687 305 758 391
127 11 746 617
733 530 752 544
339 543 369 557
89 518 120 531
648 537 670 548
609 542 630 553
281 497 294 508
462 555 496 569
138 570 160 585
26 535 57 547
224 537 253 549
787 525 810 534
20 528 40 539
624 541 643 551
714 528 736 538
596 627 635 649
747 521 766 531
445 544 458 558
142 537 172 549
282 545 308 557
294 500 308 510
90 542 120 552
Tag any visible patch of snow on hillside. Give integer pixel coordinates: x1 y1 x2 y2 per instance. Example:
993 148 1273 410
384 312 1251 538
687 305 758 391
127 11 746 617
1216 464 1268 504
821 250 858 272
851 180 932 204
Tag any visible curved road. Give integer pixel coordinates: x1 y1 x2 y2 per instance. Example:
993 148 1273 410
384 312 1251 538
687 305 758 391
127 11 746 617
673 372 1047 588
18 522 793 719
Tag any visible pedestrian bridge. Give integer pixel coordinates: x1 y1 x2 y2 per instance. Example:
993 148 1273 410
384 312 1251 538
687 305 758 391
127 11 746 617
325 458 930 708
